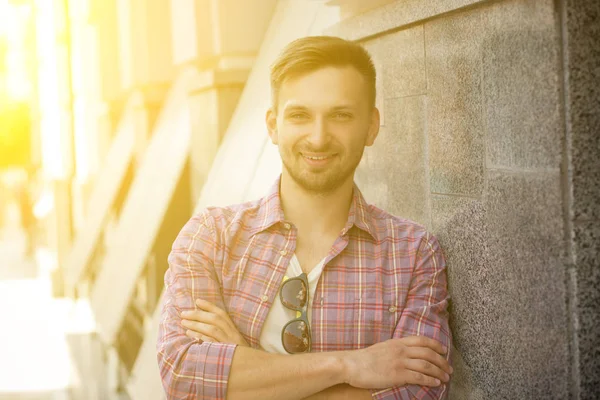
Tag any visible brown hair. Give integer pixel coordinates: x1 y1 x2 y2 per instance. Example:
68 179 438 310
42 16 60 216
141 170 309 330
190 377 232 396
270 36 376 111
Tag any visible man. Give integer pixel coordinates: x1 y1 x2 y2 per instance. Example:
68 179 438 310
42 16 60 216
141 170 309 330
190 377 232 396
157 36 452 400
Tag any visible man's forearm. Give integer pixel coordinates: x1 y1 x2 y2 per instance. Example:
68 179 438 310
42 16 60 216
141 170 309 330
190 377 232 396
302 384 372 400
227 345 348 400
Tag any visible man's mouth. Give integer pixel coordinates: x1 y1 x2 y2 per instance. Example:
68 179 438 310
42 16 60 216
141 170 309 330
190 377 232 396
300 153 337 166
300 152 336 159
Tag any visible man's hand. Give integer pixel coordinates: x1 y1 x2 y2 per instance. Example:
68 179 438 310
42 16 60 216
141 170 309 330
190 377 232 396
181 298 249 346
342 336 452 389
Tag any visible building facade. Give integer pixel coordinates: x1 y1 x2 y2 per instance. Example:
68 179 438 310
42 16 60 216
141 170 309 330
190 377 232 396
32 0 599 398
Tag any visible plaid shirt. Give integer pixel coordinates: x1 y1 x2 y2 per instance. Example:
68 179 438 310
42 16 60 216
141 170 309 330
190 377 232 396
157 177 451 399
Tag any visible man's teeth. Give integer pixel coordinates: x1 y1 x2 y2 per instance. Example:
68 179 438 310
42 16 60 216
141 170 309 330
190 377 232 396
305 155 329 160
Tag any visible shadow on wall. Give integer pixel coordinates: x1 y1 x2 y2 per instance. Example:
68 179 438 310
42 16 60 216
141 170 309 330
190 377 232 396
427 11 570 395
435 199 489 400
437 180 567 400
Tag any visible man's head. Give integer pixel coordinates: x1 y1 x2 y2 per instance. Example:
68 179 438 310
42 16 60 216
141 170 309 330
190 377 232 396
266 36 380 194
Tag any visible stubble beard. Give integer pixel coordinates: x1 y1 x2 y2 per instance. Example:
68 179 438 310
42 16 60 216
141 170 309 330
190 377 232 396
280 147 365 195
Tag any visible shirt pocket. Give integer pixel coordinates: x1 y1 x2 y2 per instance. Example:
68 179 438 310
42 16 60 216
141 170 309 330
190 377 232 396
354 290 398 347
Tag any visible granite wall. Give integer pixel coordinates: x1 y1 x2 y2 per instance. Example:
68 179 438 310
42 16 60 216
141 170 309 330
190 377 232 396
564 0 600 398
329 0 599 398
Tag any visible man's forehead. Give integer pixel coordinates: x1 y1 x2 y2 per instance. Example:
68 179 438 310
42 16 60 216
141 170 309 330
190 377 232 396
281 100 358 111
280 65 365 87
277 66 368 110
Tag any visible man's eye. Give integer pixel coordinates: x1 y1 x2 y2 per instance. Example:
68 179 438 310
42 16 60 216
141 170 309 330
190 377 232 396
332 112 352 120
289 113 308 120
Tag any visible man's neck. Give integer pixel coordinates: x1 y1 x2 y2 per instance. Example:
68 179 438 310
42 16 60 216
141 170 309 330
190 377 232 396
279 172 354 237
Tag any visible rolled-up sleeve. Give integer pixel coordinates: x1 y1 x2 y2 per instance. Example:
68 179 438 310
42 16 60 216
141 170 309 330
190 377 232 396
371 232 451 400
157 210 237 399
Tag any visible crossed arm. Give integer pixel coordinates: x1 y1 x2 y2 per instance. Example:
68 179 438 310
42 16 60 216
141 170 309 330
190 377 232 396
157 215 452 400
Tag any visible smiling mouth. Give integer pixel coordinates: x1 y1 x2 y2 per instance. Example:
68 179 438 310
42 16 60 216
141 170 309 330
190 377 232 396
301 153 336 160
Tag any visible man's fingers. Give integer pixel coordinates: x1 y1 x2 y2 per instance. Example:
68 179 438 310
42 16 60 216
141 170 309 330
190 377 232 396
182 309 217 324
406 346 453 375
195 298 227 318
185 329 218 343
401 336 447 355
181 308 230 333
403 359 449 384
404 370 442 388
182 320 226 342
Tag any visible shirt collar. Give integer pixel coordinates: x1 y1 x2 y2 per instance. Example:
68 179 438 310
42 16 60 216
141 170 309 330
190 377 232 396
248 177 286 237
250 175 378 241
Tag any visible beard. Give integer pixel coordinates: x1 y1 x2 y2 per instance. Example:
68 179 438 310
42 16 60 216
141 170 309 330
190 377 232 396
279 144 365 195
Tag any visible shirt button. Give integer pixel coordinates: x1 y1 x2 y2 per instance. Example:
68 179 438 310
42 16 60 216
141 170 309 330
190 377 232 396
261 295 269 302
280 250 287 256
388 306 397 313
283 223 291 229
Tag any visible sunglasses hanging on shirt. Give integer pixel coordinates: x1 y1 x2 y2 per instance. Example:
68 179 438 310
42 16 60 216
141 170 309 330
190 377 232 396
280 272 312 353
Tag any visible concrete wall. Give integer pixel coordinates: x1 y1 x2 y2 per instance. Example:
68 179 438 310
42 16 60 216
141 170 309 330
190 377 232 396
564 1 600 398
326 0 599 398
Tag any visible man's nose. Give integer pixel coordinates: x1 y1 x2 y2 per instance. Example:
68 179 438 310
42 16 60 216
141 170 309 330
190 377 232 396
307 117 330 149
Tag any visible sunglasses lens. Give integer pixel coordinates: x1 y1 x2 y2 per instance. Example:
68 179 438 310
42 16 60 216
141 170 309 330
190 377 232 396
282 320 310 353
281 279 307 310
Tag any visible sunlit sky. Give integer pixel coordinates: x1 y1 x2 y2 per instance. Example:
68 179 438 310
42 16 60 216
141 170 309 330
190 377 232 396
0 0 76 179
0 0 34 103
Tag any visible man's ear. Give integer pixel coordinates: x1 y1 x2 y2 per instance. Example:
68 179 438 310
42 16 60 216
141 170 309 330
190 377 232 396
266 108 278 145
365 107 380 147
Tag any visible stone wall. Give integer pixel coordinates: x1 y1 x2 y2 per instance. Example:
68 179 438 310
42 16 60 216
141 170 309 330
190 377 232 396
564 0 600 398
329 0 599 398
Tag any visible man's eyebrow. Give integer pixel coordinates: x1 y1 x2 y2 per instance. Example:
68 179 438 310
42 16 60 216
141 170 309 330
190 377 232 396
283 104 309 112
282 104 357 113
330 105 357 111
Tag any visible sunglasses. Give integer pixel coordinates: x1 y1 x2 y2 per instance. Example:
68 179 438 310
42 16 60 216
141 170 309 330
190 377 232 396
280 272 312 353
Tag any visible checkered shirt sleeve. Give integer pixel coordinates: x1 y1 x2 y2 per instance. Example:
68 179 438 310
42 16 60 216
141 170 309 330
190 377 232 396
370 233 451 400
157 211 237 400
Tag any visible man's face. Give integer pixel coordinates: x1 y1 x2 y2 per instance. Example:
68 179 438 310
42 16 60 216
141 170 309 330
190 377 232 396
267 65 380 194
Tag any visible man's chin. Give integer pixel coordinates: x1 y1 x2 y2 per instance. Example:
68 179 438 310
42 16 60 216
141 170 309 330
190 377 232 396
282 159 355 193
292 172 346 194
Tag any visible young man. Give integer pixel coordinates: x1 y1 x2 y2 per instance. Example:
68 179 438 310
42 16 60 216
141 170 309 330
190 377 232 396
157 36 452 400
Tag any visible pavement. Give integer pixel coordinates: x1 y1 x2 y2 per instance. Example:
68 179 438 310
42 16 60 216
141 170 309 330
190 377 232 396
0 204 97 400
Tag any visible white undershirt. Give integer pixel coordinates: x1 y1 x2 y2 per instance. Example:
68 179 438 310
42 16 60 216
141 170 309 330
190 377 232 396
259 254 327 354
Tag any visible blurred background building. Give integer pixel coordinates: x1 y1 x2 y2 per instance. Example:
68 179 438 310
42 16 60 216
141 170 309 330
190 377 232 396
0 0 598 399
